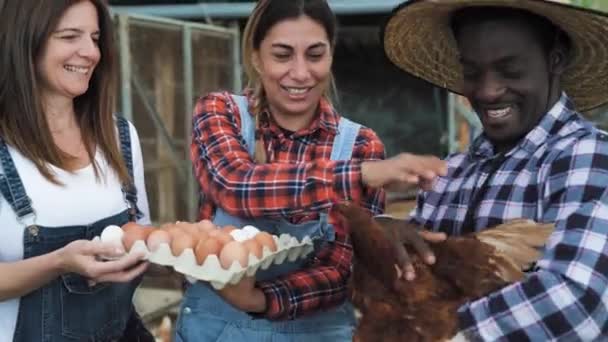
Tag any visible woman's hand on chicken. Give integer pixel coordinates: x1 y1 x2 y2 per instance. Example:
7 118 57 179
361 152 448 192
361 153 448 282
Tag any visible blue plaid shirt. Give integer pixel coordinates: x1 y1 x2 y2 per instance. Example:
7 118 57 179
411 94 608 341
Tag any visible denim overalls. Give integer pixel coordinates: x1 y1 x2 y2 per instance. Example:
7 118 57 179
175 96 359 342
1 117 143 342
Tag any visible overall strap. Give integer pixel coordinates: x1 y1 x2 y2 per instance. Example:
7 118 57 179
211 95 255 227
116 116 141 221
324 117 360 223
232 95 256 157
330 117 361 161
232 95 362 162
116 116 134 179
0 138 35 220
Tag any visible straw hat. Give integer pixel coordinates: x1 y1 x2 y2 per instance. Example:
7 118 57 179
382 0 608 111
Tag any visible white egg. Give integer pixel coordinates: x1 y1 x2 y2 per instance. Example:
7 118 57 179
101 225 124 247
242 225 260 239
229 229 250 242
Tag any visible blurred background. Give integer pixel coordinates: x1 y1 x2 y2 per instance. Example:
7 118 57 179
104 1 608 338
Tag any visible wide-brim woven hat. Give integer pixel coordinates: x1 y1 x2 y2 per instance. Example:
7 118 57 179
382 0 608 111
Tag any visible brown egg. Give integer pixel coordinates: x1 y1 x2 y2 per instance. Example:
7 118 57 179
219 241 249 269
197 231 210 243
221 225 238 234
209 230 235 245
196 219 216 233
122 223 154 250
208 229 221 237
194 237 223 265
147 229 172 251
162 225 183 239
254 232 277 252
242 239 263 259
160 222 176 230
170 230 198 256
175 221 201 237
122 221 142 232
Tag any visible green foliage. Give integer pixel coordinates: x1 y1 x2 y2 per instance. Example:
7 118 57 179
568 0 608 11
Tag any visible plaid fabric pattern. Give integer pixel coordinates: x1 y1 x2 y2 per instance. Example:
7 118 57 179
191 91 385 319
411 94 608 341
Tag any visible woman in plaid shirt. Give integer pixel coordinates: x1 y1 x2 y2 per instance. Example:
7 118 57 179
176 0 446 341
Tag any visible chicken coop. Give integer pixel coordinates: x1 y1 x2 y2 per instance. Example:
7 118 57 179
112 12 241 337
114 13 241 225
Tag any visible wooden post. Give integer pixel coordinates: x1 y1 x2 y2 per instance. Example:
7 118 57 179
154 46 177 223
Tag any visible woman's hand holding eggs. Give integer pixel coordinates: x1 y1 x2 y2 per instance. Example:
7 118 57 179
107 221 279 271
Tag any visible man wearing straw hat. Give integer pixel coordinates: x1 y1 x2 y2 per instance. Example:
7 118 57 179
382 0 608 340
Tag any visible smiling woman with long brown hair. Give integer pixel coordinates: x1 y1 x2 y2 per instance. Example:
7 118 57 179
0 1 151 341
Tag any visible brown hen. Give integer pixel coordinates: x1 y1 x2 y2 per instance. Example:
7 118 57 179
334 203 554 342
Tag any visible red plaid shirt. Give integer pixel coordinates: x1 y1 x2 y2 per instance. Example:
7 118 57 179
190 91 385 320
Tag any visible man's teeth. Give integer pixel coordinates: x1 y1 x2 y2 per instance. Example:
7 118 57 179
487 107 511 118
285 87 309 95
64 65 89 74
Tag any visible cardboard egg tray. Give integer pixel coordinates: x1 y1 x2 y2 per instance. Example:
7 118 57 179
128 234 314 289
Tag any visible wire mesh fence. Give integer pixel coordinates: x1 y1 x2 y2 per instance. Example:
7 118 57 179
114 14 240 224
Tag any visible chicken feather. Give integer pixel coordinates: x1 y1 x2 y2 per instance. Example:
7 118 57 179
334 203 554 342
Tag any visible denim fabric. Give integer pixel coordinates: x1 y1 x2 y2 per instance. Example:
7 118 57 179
1 118 143 341
116 116 142 221
12 211 137 342
176 95 360 341
175 285 355 342
0 140 34 220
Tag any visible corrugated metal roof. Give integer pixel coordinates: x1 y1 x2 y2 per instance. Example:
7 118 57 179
110 0 405 19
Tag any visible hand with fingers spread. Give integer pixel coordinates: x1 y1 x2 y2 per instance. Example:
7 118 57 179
375 217 446 281
56 239 149 285
361 153 448 192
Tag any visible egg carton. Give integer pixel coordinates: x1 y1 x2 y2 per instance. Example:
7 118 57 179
128 234 314 289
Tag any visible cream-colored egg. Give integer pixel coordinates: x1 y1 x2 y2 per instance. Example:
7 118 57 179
101 225 125 251
229 229 250 242
242 225 260 239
